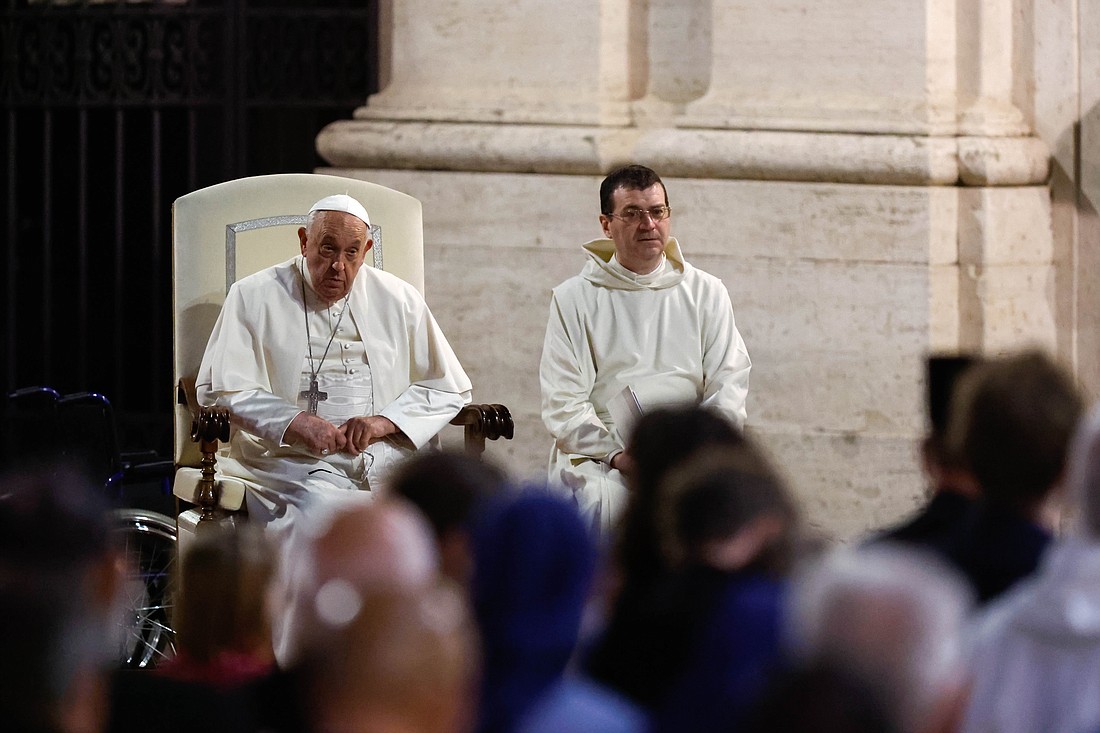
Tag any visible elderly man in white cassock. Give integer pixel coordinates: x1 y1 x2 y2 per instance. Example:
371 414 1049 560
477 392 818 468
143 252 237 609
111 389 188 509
196 194 472 542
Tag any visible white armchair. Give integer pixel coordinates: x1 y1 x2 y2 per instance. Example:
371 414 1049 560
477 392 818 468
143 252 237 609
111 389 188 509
171 174 512 541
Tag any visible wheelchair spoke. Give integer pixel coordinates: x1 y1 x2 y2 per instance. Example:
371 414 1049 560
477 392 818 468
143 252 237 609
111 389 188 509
111 509 178 669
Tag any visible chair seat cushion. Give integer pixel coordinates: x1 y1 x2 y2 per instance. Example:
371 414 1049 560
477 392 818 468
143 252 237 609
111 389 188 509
173 468 247 511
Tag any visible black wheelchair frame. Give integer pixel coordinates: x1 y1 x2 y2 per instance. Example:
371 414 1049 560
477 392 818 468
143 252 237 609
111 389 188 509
3 386 179 669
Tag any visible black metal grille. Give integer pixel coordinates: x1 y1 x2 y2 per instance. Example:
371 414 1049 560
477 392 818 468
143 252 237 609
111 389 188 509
1 0 378 457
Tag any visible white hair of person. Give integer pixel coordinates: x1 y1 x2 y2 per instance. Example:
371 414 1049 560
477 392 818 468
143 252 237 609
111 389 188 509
1063 403 1100 538
784 543 973 733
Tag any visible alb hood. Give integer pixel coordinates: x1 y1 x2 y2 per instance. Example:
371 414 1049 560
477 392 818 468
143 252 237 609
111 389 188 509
581 237 688 291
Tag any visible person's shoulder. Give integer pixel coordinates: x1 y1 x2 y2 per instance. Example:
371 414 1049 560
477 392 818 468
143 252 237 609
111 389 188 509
678 265 733 307
681 261 723 287
551 271 590 295
966 577 1038 659
355 265 425 302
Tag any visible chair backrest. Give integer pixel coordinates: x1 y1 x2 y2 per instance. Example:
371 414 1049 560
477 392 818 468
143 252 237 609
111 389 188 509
172 174 425 465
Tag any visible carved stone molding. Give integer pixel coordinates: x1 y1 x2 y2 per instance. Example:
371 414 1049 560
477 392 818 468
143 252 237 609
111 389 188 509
317 119 1051 187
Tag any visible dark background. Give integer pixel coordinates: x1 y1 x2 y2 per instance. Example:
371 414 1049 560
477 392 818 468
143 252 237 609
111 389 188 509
1 0 379 462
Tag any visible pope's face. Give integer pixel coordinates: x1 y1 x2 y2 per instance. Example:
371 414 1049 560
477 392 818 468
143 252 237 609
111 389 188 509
599 183 671 274
298 211 372 304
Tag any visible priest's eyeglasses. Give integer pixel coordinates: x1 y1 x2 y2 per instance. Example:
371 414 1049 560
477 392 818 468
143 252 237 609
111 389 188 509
606 205 672 224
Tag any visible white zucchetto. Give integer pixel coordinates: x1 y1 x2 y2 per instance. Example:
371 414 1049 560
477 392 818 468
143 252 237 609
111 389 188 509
309 194 371 227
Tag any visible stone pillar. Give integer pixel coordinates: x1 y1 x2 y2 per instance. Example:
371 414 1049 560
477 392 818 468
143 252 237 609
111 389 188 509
677 0 956 134
956 0 1033 136
321 0 644 173
319 0 1081 540
362 0 635 126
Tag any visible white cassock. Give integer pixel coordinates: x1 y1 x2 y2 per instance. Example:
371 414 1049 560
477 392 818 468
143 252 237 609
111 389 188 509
539 237 750 537
196 255 472 542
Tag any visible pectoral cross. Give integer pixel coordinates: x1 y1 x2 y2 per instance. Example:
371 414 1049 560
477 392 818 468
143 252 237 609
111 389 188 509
301 377 328 415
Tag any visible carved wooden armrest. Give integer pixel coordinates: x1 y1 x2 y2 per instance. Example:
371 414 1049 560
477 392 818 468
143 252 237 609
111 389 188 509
449 403 515 457
190 406 231 519
176 378 234 519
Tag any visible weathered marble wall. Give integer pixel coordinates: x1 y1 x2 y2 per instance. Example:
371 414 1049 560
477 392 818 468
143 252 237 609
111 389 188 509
317 0 1093 541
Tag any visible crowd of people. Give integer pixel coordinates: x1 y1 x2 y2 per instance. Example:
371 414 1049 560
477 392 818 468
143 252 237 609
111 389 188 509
4 346 1100 733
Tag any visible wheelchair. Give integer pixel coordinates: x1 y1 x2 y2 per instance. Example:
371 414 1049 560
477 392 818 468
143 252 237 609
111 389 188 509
3 386 179 669
113 507 178 668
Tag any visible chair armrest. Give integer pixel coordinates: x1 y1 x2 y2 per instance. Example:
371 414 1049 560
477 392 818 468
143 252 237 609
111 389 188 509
193 405 230 513
449 404 514 457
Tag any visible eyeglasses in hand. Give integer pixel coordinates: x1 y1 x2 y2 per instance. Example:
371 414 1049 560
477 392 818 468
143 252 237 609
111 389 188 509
606 206 671 224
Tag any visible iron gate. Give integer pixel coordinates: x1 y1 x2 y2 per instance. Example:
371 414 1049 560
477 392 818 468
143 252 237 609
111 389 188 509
0 0 378 456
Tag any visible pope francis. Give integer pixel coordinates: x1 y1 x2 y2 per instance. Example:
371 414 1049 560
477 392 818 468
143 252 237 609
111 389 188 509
196 194 472 540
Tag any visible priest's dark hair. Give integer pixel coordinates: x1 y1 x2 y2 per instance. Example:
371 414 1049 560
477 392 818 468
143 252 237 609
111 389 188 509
600 164 669 215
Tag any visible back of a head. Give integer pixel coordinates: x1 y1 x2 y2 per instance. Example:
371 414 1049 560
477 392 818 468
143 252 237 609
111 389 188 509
175 524 275 665
599 164 667 213
616 405 744 581
0 467 117 729
659 442 798 574
628 405 745 499
274 496 440 667
946 349 1084 510
470 491 597 733
389 451 508 539
471 490 596 659
303 583 479 733
785 544 972 733
312 497 439 592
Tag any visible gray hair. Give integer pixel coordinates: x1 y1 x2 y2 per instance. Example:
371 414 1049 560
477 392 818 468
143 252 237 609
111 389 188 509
784 544 972 733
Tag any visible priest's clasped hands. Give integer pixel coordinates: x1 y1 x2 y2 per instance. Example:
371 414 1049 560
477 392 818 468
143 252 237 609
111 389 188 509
285 412 398 456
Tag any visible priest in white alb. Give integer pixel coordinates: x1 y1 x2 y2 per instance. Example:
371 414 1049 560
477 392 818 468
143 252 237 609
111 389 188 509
196 194 472 541
540 165 751 537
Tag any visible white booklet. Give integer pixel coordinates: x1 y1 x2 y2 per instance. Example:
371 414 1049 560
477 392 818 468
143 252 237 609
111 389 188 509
606 385 644 443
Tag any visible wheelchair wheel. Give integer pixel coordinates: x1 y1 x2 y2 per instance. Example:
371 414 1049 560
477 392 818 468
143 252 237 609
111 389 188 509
111 508 177 669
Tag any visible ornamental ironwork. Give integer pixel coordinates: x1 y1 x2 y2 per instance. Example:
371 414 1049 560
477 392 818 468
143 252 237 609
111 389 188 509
1 0 374 107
